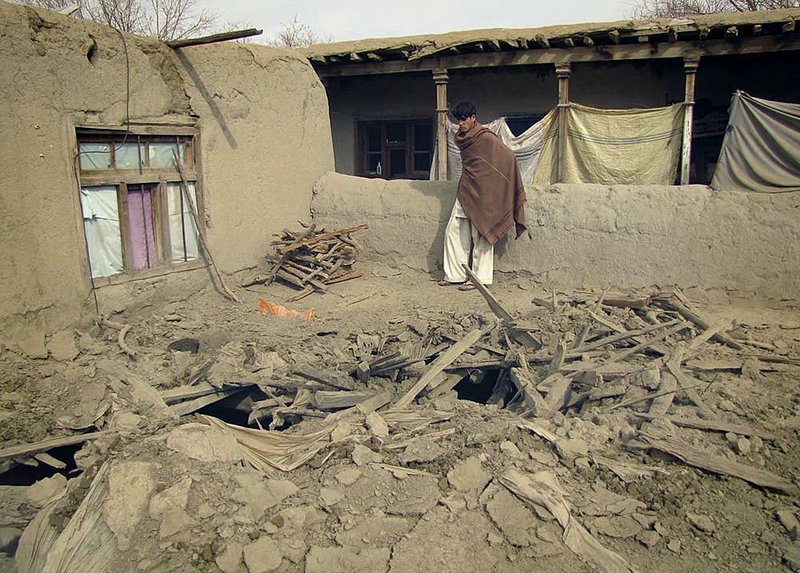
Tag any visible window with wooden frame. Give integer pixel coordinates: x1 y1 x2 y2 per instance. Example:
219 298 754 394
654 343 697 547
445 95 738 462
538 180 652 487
76 128 202 279
358 119 433 180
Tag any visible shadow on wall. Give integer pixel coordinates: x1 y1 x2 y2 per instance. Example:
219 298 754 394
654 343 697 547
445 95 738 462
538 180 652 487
174 50 237 149
407 180 453 273
405 179 519 276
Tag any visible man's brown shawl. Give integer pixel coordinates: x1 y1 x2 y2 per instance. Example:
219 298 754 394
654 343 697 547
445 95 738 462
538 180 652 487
455 122 527 245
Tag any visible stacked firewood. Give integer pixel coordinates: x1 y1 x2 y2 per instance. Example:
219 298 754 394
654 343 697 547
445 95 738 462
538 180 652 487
243 223 368 301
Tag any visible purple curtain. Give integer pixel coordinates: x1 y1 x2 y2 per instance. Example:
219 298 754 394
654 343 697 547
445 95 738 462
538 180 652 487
127 186 157 270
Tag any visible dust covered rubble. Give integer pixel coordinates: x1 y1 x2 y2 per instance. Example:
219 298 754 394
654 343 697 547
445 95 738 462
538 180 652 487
3 284 800 572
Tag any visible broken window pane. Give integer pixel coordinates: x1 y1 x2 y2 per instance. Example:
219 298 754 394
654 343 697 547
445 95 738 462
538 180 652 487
79 143 111 170
80 186 123 278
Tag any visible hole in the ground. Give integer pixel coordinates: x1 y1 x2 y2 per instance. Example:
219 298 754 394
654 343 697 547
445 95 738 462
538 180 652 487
195 389 300 431
0 444 81 486
453 368 515 404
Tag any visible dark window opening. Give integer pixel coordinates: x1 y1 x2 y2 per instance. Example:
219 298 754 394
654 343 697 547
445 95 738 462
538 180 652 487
357 119 433 180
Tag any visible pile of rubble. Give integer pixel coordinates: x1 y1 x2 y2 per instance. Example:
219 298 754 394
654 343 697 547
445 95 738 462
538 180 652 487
1 267 799 572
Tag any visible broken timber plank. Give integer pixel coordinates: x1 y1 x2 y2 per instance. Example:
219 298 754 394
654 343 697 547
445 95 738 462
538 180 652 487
630 413 774 440
0 431 109 463
630 432 799 495
314 390 376 410
170 387 245 417
462 264 540 349
392 327 487 409
654 292 743 351
666 343 716 419
292 365 354 390
161 382 221 404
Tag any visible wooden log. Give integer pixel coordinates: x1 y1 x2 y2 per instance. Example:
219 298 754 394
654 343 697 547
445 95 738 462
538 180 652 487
292 365 354 390
34 452 67 469
281 224 368 255
548 341 567 374
630 413 774 440
648 368 675 416
170 387 246 416
324 271 363 285
571 319 682 354
509 367 548 416
654 292 743 350
314 390 377 410
602 295 651 309
392 327 488 409
666 343 716 419
168 28 262 49
461 264 540 349
630 433 799 495
0 431 109 463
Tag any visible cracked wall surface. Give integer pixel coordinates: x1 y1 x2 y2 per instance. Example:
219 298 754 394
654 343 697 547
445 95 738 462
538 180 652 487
311 172 800 299
0 2 333 344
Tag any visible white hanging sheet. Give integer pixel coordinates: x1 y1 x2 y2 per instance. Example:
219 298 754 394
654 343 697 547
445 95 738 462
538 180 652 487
80 186 123 278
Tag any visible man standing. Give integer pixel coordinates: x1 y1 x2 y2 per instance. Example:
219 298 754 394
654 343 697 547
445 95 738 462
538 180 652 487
440 101 527 290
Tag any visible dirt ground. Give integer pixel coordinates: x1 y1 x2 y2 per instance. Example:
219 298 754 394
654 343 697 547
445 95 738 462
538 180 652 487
1 259 800 572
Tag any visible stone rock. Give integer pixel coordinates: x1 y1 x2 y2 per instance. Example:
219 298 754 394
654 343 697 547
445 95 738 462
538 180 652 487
47 330 80 361
529 450 557 466
18 331 48 359
399 439 445 464
335 468 362 486
777 509 800 541
365 412 389 439
636 530 661 548
736 437 752 456
592 515 641 539
447 456 490 492
319 487 344 506
27 474 67 507
499 441 522 458
351 444 383 466
725 432 738 444
335 514 413 550
558 438 589 459
306 545 390 573
104 461 158 551
484 487 539 547
215 541 243 573
243 537 282 573
149 477 196 538
195 502 215 519
0 527 22 555
687 512 716 533
232 472 298 521
718 399 736 412
109 411 143 432
166 423 243 462
667 538 681 553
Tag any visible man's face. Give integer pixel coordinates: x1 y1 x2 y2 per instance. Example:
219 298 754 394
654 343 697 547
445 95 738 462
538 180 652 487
456 114 476 133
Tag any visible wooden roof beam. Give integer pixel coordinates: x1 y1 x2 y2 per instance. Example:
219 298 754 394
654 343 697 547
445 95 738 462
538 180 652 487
608 30 620 44
725 26 739 39
564 37 575 48
783 19 795 34
534 34 550 48
582 35 594 47
753 24 763 36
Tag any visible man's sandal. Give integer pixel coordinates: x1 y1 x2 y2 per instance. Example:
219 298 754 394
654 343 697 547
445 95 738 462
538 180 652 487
457 282 477 291
437 279 461 287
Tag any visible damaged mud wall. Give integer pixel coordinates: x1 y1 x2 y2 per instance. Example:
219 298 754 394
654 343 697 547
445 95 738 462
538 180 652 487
311 172 800 300
0 3 333 346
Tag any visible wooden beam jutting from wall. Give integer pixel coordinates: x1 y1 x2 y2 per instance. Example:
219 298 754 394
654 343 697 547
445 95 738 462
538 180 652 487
555 62 571 184
433 69 449 181
582 35 594 47
725 26 739 39
608 30 621 44
783 19 796 34
564 38 575 48
680 56 700 186
167 28 263 49
535 34 550 48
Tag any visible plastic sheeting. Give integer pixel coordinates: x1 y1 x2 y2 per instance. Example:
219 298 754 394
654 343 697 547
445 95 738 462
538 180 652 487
533 103 684 185
80 186 123 278
167 182 200 263
711 91 800 193
430 113 555 184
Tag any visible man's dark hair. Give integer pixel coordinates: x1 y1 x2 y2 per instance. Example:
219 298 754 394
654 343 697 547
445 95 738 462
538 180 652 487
450 101 476 121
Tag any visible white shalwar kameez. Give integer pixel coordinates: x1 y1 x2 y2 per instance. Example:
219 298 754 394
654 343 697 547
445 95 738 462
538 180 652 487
442 199 494 285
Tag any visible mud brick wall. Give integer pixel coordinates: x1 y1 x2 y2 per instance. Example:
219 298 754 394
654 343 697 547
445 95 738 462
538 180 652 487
311 172 800 300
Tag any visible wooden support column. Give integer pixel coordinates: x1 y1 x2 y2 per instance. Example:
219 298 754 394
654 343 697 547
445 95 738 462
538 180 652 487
433 69 449 180
681 57 700 185
555 63 571 183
